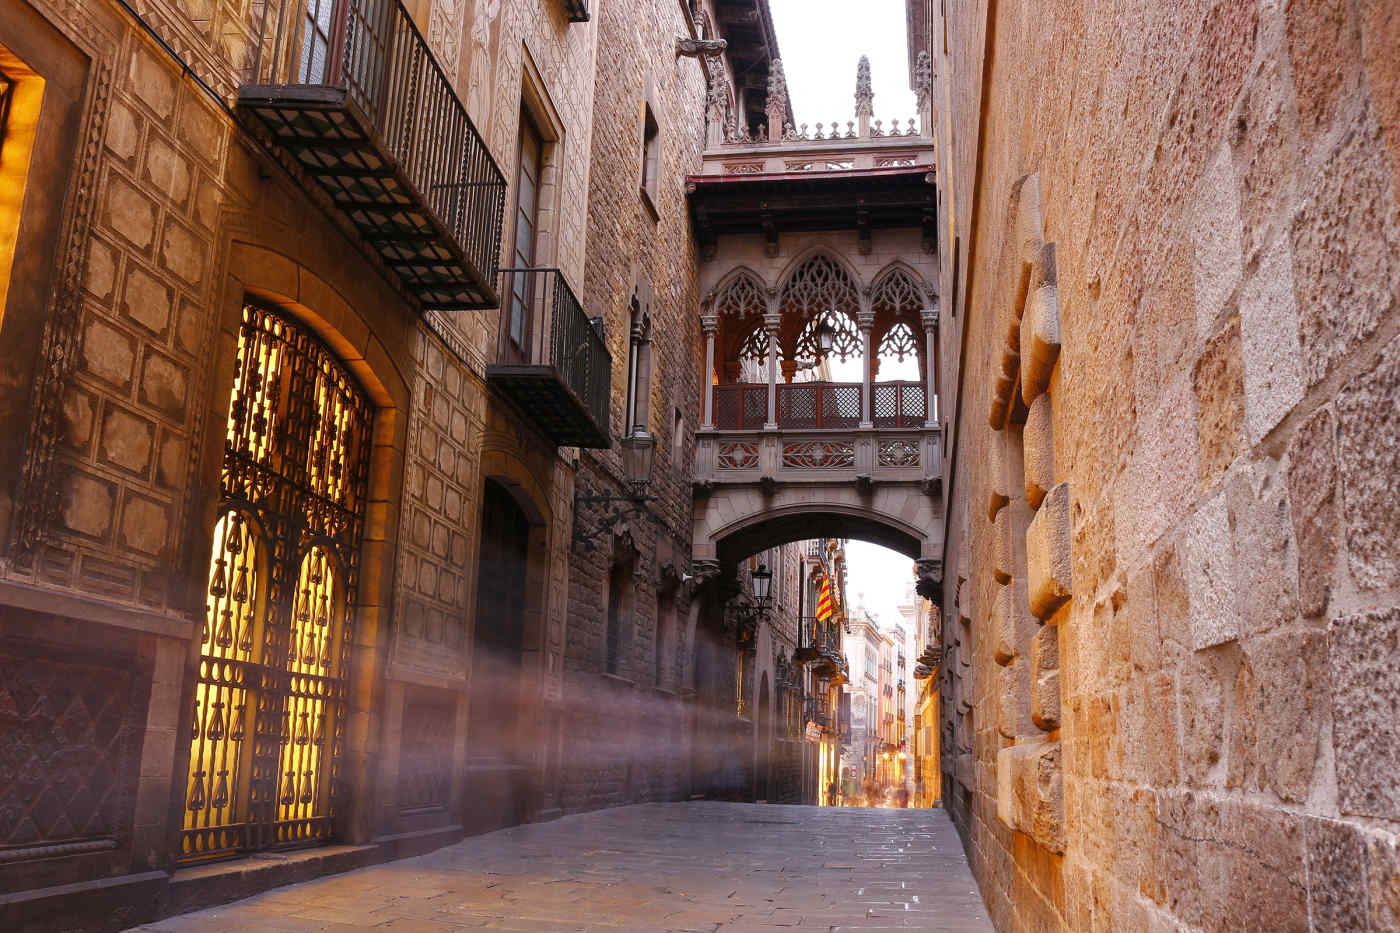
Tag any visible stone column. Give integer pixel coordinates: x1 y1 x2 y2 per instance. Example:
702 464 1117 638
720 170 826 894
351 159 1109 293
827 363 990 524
764 309 781 430
921 306 939 425
701 310 718 428
858 292 875 429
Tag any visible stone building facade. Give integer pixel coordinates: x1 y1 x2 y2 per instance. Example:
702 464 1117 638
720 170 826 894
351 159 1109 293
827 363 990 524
918 0 1400 928
0 0 803 927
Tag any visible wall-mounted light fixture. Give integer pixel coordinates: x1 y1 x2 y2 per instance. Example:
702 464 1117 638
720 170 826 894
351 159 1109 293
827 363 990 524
572 430 657 552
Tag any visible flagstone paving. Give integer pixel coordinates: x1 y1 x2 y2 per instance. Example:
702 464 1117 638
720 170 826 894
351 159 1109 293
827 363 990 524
130 802 992 932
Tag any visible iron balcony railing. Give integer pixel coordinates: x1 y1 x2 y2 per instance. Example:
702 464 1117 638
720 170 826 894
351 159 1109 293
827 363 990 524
492 268 611 447
242 0 506 308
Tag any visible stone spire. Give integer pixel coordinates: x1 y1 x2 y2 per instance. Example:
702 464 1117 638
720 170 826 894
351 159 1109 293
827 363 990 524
855 55 874 136
765 59 788 141
914 49 933 136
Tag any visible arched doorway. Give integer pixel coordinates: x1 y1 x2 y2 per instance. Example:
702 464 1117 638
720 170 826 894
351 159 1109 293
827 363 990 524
468 479 531 764
183 303 374 862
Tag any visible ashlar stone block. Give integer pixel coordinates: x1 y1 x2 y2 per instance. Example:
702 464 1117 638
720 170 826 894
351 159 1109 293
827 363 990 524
997 740 1065 853
994 576 1036 668
1336 333 1400 592
998 658 1033 739
1026 482 1071 620
1019 284 1061 405
1329 607 1400 821
993 505 1014 585
1239 236 1304 443
1023 392 1053 509
1184 490 1241 650
1030 624 1060 731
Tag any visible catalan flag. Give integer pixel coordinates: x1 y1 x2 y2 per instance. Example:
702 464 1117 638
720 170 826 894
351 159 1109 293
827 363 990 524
816 573 835 622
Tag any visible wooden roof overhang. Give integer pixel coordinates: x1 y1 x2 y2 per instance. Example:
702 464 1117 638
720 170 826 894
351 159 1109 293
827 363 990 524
686 164 937 258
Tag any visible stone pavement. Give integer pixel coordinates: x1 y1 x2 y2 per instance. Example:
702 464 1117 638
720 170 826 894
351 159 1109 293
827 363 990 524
130 802 993 932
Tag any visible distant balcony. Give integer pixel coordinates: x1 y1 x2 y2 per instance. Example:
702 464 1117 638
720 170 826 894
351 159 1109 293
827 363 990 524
239 0 506 310
487 268 611 449
795 616 847 683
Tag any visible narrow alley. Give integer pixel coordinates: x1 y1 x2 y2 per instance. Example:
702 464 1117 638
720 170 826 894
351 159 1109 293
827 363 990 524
129 803 992 932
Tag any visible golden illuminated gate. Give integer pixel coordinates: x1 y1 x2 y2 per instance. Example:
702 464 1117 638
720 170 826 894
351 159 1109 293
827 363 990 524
181 304 373 862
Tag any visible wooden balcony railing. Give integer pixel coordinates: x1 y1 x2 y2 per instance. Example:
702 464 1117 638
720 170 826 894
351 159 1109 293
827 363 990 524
711 382 926 430
240 0 506 309
487 268 611 449
778 382 862 429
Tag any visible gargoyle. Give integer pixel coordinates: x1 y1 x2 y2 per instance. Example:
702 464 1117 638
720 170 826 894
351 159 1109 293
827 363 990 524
676 37 728 58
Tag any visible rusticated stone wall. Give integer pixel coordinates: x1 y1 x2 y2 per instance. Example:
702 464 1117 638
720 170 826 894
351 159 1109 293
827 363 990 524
930 0 1400 929
559 0 709 813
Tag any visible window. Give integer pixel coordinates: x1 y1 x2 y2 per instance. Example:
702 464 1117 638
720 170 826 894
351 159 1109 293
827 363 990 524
640 103 659 211
502 111 544 363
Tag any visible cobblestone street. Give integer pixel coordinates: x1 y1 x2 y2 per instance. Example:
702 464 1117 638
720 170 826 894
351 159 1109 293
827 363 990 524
131 803 991 932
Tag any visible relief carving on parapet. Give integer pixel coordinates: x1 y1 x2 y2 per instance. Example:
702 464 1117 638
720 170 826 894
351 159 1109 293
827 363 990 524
878 439 920 468
427 0 467 82
724 161 766 175
465 0 500 130
12 57 113 563
782 441 855 470
717 442 759 470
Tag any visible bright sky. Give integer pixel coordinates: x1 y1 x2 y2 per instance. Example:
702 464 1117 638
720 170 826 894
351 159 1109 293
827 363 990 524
766 0 924 624
768 0 918 131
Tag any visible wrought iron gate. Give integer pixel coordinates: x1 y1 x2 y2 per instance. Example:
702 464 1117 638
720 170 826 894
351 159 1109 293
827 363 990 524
182 304 373 862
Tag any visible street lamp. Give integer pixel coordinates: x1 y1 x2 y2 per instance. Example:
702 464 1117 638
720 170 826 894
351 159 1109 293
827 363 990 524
816 316 836 356
752 563 773 606
620 429 656 495
571 429 657 552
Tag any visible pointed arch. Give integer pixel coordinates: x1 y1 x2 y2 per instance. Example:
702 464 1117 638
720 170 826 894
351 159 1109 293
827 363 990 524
710 266 770 317
777 248 862 321
870 260 931 314
870 262 931 379
773 242 866 295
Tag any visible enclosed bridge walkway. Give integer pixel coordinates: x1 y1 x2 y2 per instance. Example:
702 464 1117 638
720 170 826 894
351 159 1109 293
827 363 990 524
130 802 992 932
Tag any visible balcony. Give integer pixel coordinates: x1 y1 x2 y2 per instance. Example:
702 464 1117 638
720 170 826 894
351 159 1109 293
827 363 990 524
698 382 937 488
794 616 847 683
487 268 611 449
239 0 506 310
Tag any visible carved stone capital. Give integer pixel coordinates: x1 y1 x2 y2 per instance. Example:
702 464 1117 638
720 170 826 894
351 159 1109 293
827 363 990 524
915 558 943 599
690 558 722 587
920 306 940 331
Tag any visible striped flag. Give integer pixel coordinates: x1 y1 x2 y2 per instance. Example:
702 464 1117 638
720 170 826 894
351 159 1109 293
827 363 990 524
816 573 835 621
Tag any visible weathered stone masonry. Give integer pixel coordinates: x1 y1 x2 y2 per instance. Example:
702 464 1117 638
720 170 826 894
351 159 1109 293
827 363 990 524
925 0 1400 928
